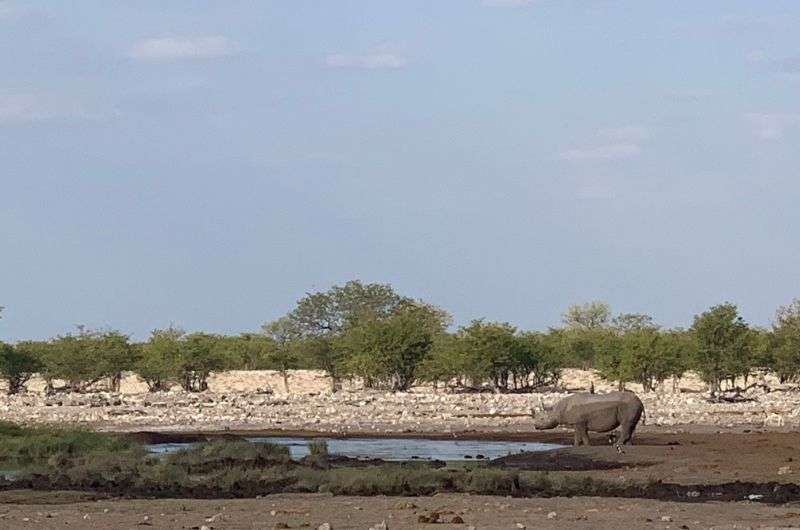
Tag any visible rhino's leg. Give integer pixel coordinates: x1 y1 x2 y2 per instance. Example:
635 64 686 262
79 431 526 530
574 421 590 446
616 421 636 445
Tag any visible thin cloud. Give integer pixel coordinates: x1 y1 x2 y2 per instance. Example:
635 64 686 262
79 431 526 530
129 36 235 62
744 112 800 140
0 1 18 20
0 94 89 124
560 125 648 162
598 126 650 143
325 53 407 70
559 144 641 162
482 0 536 6
668 88 714 100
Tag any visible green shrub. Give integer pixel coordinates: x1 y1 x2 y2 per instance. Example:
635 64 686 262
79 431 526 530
0 421 140 465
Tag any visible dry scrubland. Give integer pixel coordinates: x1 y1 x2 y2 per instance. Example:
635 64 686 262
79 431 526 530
1 369 796 433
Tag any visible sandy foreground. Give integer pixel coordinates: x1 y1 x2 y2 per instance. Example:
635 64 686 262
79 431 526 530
0 492 798 530
0 369 796 434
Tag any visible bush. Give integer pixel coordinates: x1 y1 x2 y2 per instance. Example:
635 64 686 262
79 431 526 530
35 330 135 392
137 328 183 392
0 421 141 465
0 342 41 394
690 303 754 394
177 333 231 392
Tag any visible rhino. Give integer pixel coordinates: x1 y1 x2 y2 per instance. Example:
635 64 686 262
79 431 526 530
532 391 645 448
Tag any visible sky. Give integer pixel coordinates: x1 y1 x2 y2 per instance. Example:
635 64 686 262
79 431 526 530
1 0 799 341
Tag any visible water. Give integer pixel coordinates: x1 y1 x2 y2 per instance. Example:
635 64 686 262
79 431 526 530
146 436 561 461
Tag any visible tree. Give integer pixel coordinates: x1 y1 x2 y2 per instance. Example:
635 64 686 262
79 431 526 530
272 280 410 391
296 337 341 391
598 313 661 390
262 317 300 392
0 342 41 395
418 332 466 389
177 333 229 392
515 332 563 389
612 313 657 333
137 327 184 392
562 301 611 330
690 303 753 395
287 280 406 336
459 320 519 392
337 304 443 391
771 299 800 383
38 328 134 392
93 331 136 392
226 333 276 370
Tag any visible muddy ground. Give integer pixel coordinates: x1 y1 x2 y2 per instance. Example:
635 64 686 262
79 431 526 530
1 492 799 530
3 430 800 529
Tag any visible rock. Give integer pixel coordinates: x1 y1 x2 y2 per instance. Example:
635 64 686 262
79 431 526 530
317 524 332 530
778 466 792 475
369 521 388 530
765 413 785 427
547 511 557 519
515 523 526 529
451 515 465 524
393 501 417 510
661 515 673 522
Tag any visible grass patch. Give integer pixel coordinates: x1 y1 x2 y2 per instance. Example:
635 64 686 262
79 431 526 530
0 421 140 466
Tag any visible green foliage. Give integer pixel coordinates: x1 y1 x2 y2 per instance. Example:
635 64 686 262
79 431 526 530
286 280 406 337
459 320 519 391
228 333 278 370
136 327 184 392
0 421 140 465
562 301 611 330
262 318 300 391
0 341 41 394
296 337 342 391
690 303 754 394
178 333 231 392
771 299 800 382
337 304 444 391
34 329 135 392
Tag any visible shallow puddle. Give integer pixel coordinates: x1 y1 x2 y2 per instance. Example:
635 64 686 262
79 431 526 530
146 436 562 461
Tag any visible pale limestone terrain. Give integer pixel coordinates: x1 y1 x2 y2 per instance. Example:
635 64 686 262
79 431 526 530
1 369 797 434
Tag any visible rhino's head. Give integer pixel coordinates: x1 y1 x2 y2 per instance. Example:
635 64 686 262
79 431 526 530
532 413 558 430
531 399 558 430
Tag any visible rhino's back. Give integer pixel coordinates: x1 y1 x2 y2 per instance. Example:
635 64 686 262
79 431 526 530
558 391 643 423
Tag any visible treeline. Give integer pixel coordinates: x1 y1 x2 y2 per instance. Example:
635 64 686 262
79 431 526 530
1 283 800 396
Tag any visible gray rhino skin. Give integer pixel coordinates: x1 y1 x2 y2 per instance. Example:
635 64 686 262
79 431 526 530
533 391 644 447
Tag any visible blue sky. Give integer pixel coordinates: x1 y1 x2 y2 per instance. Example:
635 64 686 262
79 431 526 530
1 1 799 341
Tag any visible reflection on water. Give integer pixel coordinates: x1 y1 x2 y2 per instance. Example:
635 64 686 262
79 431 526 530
146 437 561 461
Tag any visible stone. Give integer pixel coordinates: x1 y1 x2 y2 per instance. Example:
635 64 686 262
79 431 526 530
778 466 792 475
661 515 673 522
547 511 557 519
317 524 332 530
369 521 388 530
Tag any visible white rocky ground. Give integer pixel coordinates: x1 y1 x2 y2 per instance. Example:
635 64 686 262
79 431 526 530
0 369 797 433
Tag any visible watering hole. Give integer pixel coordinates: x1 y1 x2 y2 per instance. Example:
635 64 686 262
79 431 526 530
145 436 563 461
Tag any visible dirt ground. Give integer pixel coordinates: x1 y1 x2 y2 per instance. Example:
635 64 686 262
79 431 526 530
492 429 800 486
1 492 799 530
